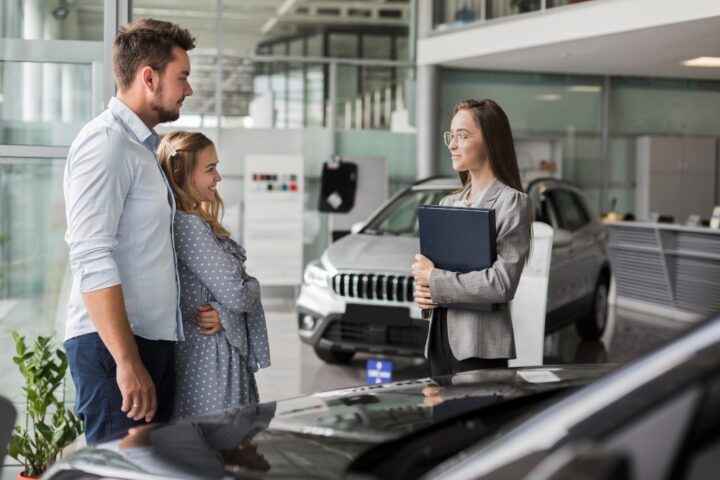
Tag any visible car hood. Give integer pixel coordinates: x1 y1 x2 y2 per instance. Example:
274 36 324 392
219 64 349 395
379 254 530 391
46 365 613 480
323 233 420 274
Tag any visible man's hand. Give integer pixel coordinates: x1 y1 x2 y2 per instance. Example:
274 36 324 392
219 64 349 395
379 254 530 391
83 285 157 423
117 359 157 422
194 304 223 335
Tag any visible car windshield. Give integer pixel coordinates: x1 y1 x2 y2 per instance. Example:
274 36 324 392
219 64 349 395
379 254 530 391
363 188 457 236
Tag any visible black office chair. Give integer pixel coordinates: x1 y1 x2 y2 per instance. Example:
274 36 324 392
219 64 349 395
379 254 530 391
0 396 17 477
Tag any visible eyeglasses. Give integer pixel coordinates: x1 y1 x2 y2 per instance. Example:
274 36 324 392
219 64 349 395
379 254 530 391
443 131 474 147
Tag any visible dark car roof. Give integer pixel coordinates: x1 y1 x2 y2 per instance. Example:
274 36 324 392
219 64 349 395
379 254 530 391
46 365 613 480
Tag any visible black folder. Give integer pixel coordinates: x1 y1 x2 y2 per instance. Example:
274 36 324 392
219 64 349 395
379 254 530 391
418 205 498 312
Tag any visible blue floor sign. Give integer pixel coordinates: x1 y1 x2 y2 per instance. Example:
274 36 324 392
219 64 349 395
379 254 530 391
366 359 393 384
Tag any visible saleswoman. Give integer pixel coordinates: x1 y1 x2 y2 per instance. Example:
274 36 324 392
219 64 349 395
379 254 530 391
412 99 532 376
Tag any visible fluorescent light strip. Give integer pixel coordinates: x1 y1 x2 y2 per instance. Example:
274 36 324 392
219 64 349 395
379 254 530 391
682 57 720 68
567 85 601 93
536 94 562 101
261 17 278 34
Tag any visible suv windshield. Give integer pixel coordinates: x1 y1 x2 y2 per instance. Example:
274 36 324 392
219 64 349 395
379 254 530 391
363 188 456 236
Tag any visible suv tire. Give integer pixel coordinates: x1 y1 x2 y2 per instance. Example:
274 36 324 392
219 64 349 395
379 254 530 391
314 347 354 365
575 274 610 341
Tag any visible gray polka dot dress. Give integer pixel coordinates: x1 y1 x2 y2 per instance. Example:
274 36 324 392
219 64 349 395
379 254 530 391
171 211 271 420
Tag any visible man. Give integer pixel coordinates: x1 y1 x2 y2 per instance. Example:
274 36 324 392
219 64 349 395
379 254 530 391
63 19 195 443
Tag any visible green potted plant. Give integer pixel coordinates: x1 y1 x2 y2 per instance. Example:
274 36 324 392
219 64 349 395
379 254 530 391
7 331 83 479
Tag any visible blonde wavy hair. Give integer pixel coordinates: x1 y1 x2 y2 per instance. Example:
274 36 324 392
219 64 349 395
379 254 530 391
159 131 231 239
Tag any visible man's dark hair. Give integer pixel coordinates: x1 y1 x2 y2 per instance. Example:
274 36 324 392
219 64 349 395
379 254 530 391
112 18 196 92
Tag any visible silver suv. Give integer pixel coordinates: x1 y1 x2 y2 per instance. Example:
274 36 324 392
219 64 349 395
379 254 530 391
296 177 611 364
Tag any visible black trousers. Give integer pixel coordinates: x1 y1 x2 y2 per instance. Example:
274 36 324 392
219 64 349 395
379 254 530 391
429 308 508 378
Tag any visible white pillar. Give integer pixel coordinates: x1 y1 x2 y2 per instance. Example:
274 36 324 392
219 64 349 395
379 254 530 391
22 0 44 122
61 66 78 123
415 64 438 179
354 97 362 130
344 100 352 130
3 0 22 37
363 93 371 130
2 2 22 123
42 2 62 123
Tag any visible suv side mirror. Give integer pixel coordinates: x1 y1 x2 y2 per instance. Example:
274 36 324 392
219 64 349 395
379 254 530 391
350 222 365 235
553 229 573 248
526 445 633 480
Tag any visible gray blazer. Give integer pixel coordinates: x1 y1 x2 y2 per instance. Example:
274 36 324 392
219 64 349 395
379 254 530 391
425 180 532 360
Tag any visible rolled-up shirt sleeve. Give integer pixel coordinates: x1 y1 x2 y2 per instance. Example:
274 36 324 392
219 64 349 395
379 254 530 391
64 129 133 293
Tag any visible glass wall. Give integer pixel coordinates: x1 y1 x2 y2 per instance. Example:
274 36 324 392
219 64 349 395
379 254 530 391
0 158 67 335
0 61 95 145
0 0 102 145
256 29 409 130
439 69 604 209
0 2 103 472
440 68 720 216
0 3 101 342
607 77 720 215
432 0 594 31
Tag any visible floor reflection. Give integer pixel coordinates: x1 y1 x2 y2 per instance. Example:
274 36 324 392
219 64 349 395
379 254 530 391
289 304 694 397
543 306 690 365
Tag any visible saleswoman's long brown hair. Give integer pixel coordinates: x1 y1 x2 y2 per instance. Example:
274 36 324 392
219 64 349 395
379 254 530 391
452 99 524 193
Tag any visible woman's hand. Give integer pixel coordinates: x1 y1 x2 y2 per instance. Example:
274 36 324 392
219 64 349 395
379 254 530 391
412 254 435 287
194 304 223 335
414 283 438 310
422 385 445 406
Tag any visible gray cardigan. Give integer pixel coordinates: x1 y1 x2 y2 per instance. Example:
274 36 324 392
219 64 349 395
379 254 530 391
426 180 532 360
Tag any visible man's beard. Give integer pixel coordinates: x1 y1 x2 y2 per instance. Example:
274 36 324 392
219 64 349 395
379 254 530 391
151 83 181 123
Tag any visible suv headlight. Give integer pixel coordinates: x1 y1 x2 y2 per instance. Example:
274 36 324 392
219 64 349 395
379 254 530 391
303 262 330 289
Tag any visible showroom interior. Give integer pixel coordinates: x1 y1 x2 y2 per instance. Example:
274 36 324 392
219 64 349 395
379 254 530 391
1 0 720 478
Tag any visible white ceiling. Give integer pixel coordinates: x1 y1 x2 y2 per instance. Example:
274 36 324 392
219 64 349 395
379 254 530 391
441 16 720 80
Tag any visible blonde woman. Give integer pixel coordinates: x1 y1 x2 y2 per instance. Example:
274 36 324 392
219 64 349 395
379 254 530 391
159 131 270 419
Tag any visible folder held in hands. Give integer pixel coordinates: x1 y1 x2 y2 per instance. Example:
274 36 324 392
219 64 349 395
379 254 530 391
418 205 498 312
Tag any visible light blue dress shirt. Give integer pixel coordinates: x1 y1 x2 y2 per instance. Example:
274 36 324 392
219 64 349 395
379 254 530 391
63 97 183 342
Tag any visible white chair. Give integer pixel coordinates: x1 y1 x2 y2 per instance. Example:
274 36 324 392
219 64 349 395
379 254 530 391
509 222 554 367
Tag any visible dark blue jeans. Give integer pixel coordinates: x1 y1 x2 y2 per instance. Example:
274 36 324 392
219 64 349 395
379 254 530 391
65 332 175 444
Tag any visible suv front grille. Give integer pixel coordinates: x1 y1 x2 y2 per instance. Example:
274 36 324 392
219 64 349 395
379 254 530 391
331 273 415 303
323 320 427 351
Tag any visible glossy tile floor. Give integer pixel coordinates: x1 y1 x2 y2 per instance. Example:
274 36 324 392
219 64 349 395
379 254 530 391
255 290 692 402
0 289 696 478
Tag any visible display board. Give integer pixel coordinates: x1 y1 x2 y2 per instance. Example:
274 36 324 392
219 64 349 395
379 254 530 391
509 222 554 367
243 154 304 286
329 156 388 235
